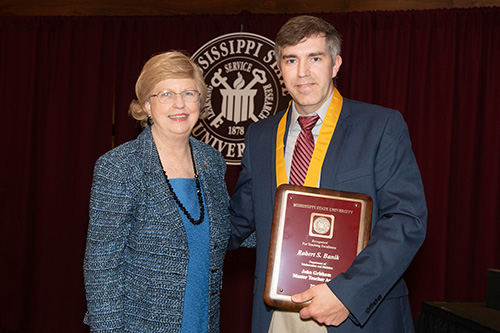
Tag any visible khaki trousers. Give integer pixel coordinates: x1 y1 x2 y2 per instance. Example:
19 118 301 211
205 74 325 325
268 310 327 333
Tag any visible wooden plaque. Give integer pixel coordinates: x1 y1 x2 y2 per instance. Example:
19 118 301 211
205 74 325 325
264 184 373 310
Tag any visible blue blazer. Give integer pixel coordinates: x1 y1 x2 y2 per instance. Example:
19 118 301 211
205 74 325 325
229 97 427 332
84 126 231 332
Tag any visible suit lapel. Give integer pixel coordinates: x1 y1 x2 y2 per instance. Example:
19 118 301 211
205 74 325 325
191 139 217 234
268 110 290 204
140 127 188 241
320 101 351 188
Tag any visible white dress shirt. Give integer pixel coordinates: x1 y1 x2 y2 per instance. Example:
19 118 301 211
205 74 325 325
284 92 333 186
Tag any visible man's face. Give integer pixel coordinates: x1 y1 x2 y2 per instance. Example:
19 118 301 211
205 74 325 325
280 35 342 115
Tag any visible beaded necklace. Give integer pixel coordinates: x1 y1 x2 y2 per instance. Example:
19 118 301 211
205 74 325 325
159 141 205 225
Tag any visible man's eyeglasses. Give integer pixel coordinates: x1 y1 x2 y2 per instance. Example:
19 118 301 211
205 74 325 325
150 90 200 104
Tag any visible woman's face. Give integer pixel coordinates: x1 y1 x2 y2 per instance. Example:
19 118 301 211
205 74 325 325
146 78 200 140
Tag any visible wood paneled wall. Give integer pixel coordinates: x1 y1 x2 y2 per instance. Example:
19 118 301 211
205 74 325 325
1 0 499 16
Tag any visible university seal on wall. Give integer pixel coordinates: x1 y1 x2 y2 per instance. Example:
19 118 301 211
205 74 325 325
191 32 289 165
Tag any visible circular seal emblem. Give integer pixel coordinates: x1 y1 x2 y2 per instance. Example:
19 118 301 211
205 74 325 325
313 216 331 235
191 32 289 165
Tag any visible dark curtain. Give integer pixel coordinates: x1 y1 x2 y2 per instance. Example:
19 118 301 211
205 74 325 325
1 8 499 332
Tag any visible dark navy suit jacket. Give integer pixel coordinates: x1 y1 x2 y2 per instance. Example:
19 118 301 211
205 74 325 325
229 96 427 332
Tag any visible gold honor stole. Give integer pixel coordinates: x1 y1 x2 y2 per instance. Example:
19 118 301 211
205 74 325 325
275 87 343 188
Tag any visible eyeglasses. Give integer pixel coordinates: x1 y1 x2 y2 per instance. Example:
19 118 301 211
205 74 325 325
150 90 200 104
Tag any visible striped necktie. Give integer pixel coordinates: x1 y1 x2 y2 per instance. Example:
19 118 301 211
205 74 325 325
289 115 320 186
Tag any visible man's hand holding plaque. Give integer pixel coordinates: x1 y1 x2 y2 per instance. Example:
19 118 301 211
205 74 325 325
292 283 350 326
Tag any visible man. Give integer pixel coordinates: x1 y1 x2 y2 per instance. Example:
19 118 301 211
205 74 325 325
229 15 427 332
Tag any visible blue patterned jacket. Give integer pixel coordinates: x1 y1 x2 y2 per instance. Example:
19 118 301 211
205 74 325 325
83 126 231 332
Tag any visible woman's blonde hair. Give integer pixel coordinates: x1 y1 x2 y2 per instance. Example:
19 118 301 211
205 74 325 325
128 50 208 128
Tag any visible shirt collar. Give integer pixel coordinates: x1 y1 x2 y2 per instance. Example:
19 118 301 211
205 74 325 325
290 91 334 128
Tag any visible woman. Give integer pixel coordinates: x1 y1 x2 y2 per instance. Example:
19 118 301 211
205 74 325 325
83 51 231 332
